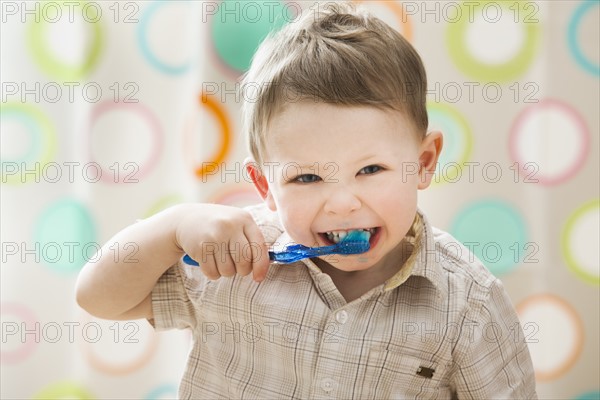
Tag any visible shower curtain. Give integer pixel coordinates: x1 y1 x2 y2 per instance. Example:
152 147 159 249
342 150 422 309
1 1 598 399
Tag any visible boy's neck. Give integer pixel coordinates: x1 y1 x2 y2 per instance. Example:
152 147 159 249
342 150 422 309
313 238 414 303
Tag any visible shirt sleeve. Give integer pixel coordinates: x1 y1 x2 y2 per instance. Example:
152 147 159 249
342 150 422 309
452 278 538 399
149 260 206 331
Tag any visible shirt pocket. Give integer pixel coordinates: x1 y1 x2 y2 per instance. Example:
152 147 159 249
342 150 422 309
360 348 450 399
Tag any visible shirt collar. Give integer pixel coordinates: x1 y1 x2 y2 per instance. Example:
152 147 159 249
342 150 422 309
268 208 446 297
385 209 447 298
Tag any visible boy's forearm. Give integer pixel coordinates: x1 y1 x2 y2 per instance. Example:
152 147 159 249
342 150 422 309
75 205 189 319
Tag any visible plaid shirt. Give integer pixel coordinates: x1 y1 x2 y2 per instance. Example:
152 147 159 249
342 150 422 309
151 204 537 399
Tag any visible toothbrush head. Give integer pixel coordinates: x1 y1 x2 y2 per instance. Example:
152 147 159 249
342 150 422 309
336 230 371 254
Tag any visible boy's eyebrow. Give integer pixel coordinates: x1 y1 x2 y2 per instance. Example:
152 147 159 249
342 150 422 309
289 155 380 171
286 163 320 170
356 154 378 163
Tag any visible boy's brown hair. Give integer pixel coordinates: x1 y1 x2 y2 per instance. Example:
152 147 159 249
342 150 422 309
241 1 428 165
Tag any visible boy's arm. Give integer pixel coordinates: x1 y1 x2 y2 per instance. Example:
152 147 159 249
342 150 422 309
75 205 189 320
451 279 538 399
75 204 269 321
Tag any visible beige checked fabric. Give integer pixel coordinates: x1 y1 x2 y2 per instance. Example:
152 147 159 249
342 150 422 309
150 204 537 399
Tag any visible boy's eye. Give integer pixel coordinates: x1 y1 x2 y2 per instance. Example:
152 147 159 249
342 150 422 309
294 174 322 183
359 165 383 175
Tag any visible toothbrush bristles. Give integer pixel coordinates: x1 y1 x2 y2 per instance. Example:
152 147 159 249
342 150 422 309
338 230 371 254
338 240 370 254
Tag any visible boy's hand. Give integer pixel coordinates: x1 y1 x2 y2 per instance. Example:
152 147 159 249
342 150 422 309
175 204 270 282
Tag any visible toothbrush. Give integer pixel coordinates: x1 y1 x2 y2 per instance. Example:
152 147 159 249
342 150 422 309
182 230 371 266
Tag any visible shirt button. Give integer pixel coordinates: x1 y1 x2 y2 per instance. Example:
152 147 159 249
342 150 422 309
321 378 337 393
335 310 348 324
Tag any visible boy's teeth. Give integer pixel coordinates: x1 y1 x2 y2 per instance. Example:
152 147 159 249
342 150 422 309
325 228 374 244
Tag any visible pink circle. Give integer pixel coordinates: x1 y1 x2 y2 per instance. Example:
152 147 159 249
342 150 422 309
0 302 38 364
79 313 158 375
509 99 590 186
209 185 262 207
88 101 163 184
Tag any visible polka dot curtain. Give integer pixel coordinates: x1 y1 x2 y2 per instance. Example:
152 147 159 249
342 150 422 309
1 1 598 399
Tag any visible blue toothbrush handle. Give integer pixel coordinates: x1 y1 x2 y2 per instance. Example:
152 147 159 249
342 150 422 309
182 248 313 266
269 243 342 263
268 248 313 263
268 251 301 263
183 245 331 266
183 241 367 266
182 254 199 266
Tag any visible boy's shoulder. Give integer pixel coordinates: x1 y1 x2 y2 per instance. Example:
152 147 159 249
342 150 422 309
415 212 502 302
432 225 497 285
405 215 516 334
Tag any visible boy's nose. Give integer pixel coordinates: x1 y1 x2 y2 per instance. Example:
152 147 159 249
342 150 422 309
323 189 362 215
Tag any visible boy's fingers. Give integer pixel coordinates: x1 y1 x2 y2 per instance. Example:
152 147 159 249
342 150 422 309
231 237 253 277
226 231 252 275
199 255 221 280
216 251 236 278
243 224 270 281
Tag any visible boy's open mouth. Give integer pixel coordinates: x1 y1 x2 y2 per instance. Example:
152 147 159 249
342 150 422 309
318 227 380 247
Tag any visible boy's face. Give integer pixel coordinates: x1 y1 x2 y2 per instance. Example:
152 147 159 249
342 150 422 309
249 102 441 272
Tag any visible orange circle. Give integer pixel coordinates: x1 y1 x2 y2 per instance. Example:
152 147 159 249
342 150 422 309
185 93 232 179
80 316 159 375
352 0 413 41
516 293 584 381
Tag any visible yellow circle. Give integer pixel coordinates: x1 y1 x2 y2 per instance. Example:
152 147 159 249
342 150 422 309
446 1 540 82
0 103 57 185
562 199 600 285
33 381 95 399
27 1 103 81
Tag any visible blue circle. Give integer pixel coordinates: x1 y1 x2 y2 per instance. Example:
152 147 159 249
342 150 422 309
574 391 600 400
34 198 97 273
211 0 290 72
138 1 191 75
568 1 600 76
145 383 178 399
431 112 461 167
450 200 528 276
427 103 472 184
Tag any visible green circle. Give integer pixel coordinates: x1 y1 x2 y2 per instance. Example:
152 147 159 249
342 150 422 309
562 199 600 286
574 391 600 400
27 1 103 81
446 1 540 82
450 200 527 276
427 102 473 184
211 0 290 72
144 194 184 218
0 103 57 185
34 198 97 273
33 381 95 400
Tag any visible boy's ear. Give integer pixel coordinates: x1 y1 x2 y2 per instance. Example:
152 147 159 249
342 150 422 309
244 158 277 211
417 131 443 190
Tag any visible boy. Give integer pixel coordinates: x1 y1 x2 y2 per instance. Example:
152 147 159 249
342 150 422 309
76 2 537 398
